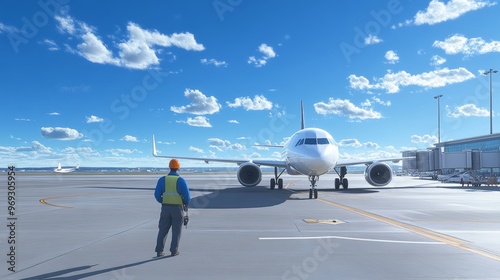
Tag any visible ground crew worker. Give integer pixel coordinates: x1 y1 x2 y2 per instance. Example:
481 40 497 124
154 159 190 257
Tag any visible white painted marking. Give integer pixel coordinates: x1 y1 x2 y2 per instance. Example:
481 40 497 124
259 235 444 244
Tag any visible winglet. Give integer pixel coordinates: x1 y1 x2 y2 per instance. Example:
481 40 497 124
152 134 158 156
300 100 305 130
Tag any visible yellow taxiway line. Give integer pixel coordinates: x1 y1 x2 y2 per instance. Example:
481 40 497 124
316 198 500 262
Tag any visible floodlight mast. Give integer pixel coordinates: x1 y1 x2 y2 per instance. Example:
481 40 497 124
483 69 498 134
434 94 443 143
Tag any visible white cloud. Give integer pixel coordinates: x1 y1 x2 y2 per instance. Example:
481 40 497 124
171 89 221 115
365 35 383 45
411 134 438 144
314 98 382 120
208 138 246 150
16 141 52 153
433 34 500 56
349 67 475 94
39 39 59 51
227 95 273 111
201 58 228 67
54 13 204 69
248 43 276 67
41 127 83 140
121 135 139 142
409 0 495 26
364 142 380 149
189 146 204 153
78 31 119 65
430 55 446 66
55 14 76 34
447 103 490 118
86 115 104 123
117 22 204 69
372 97 392 106
186 116 212 127
385 50 399 64
339 139 362 148
48 112 60 116
106 148 139 156
228 120 239 124
0 22 20 34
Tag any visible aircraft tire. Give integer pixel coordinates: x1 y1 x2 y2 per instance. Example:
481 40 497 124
270 178 276 190
313 189 318 199
335 178 340 189
278 179 283 189
342 178 348 189
309 189 313 199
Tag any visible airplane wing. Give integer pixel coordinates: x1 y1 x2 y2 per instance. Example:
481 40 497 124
152 135 287 168
252 159 287 168
336 157 410 167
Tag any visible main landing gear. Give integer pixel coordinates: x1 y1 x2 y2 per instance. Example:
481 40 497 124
270 167 285 190
308 175 319 199
334 166 349 190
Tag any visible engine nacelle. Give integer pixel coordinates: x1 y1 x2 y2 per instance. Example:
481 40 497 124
364 162 392 187
237 162 262 187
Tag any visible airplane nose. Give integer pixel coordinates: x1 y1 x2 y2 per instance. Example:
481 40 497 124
304 153 336 175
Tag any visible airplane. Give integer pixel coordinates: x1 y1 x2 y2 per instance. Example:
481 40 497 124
54 163 80 173
152 102 408 199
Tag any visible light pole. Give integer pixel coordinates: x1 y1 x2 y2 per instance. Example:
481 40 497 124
483 68 498 134
434 94 443 143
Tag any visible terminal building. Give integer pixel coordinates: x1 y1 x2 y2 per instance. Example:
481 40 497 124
402 133 500 180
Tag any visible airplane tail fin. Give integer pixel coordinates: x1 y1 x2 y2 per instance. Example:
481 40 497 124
300 101 305 130
152 134 158 156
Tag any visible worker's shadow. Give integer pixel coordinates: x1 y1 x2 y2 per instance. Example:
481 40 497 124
20 256 174 280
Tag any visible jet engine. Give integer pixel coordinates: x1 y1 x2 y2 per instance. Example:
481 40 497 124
364 162 392 187
237 162 262 187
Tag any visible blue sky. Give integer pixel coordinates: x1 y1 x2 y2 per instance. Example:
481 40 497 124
1 0 500 168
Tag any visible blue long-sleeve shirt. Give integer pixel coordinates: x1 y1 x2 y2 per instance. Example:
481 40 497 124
154 171 190 205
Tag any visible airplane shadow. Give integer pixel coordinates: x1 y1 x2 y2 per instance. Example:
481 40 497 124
189 185 293 209
20 256 175 280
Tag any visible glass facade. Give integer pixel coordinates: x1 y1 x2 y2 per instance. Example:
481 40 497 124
444 139 500 152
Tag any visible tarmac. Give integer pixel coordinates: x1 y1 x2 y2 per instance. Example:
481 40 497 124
1 171 500 279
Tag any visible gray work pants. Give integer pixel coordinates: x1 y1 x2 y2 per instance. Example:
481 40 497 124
155 204 184 254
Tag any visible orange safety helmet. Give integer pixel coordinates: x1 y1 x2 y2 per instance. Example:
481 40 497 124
169 159 180 169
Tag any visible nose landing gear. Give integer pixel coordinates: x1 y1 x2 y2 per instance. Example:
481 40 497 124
308 175 319 199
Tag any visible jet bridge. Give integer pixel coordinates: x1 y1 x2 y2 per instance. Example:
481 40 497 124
403 149 500 172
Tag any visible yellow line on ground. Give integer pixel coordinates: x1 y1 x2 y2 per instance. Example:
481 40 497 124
316 198 500 262
39 194 81 208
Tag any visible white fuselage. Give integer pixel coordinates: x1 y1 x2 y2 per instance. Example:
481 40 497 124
282 128 339 176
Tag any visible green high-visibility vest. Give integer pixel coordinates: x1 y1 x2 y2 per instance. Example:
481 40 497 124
162 175 183 205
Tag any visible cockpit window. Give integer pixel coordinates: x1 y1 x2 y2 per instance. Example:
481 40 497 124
295 138 304 147
295 137 335 146
317 138 330 145
304 138 317 145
